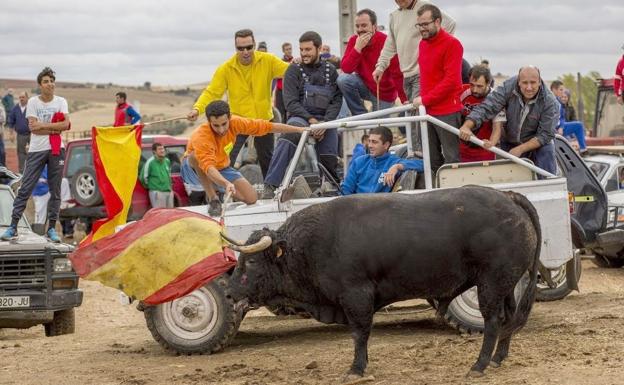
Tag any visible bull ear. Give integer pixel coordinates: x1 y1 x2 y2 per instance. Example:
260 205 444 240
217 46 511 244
275 247 283 258
273 239 287 259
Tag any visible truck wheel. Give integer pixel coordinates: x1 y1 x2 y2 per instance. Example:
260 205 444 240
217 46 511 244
71 166 103 207
144 275 243 355
44 309 75 337
536 252 582 302
443 273 530 334
592 253 624 268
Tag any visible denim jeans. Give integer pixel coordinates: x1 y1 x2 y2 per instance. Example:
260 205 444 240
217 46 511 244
337 73 395 116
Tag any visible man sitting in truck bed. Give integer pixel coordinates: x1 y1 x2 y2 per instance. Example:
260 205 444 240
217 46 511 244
341 126 423 195
184 100 306 216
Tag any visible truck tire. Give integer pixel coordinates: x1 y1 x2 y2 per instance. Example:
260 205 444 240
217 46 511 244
71 166 103 207
592 253 624 268
144 275 243 355
536 252 582 302
44 309 75 337
443 273 530 334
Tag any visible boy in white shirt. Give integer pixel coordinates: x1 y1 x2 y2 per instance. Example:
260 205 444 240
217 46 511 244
1 67 70 242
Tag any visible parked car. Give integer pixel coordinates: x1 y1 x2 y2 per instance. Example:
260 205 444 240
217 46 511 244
0 184 82 336
60 135 189 228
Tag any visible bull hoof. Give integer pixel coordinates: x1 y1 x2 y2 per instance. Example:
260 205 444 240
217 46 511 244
466 370 485 378
490 360 501 368
342 373 363 384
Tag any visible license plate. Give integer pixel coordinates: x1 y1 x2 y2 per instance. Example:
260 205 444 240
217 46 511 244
0 296 30 308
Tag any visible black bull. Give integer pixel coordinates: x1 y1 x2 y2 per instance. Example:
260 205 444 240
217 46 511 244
225 186 541 377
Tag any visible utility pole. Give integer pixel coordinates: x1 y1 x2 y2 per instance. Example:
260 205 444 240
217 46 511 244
338 0 357 55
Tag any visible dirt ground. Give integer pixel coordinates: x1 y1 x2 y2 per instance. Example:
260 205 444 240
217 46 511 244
2 260 624 385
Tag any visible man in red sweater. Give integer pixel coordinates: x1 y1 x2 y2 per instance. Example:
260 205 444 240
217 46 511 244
412 4 463 173
615 44 624 105
338 8 407 115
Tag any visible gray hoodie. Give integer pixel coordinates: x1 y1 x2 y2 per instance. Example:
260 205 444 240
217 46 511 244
466 76 558 146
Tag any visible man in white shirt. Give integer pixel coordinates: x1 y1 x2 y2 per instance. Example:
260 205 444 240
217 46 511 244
1 67 70 242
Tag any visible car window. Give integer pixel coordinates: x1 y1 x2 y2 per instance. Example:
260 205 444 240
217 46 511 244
66 145 94 179
584 160 609 181
139 145 186 174
606 168 619 192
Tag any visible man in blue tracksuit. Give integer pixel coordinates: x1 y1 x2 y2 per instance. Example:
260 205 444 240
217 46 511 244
342 126 423 195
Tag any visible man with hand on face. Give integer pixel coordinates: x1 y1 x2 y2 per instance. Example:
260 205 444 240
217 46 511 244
338 8 406 115
187 29 289 181
342 126 423 195
262 31 343 198
412 4 463 174
459 66 558 176
184 100 306 216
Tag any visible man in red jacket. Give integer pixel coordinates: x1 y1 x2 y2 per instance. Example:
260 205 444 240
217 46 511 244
412 4 463 173
338 8 407 116
615 44 624 105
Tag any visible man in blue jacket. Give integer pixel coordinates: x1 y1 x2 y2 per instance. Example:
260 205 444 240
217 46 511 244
342 126 423 195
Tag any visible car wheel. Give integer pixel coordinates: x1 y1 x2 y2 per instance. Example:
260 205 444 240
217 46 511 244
144 275 243 355
536 252 582 302
70 166 103 207
592 253 624 268
44 309 75 336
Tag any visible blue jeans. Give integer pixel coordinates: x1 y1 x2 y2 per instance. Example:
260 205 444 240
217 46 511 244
501 140 557 179
562 121 587 150
337 73 395 116
264 117 339 187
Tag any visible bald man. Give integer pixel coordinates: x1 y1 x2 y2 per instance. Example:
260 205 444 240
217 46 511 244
458 66 558 176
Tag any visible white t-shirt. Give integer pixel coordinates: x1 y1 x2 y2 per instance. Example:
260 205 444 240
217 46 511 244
25 95 69 153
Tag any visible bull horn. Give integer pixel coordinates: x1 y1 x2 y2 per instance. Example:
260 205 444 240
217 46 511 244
220 232 245 246
222 234 273 254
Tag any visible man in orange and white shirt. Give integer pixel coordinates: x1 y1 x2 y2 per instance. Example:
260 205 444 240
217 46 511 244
185 100 305 216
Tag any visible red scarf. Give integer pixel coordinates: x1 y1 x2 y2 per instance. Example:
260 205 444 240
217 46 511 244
50 112 70 155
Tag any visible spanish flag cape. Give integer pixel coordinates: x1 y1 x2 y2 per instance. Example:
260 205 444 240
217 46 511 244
69 125 236 304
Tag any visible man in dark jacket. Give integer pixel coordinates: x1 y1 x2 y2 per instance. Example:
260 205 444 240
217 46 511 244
459 66 558 175
7 91 31 172
262 31 342 197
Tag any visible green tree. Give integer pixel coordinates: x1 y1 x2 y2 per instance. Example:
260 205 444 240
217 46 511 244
559 71 601 129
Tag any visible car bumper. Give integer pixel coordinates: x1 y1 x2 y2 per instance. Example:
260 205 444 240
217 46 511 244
0 289 83 327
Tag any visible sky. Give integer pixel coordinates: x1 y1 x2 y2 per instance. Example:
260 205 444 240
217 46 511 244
0 0 622 86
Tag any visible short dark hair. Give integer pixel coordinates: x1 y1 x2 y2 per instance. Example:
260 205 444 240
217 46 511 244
299 31 322 48
152 142 163 151
417 4 442 22
356 8 377 25
550 80 564 92
205 100 231 119
481 59 490 65
234 29 255 42
282 42 291 50
369 126 393 146
37 67 56 85
361 133 369 143
116 91 127 100
469 65 492 85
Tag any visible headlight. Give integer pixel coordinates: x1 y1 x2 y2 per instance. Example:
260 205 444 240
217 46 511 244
53 257 73 273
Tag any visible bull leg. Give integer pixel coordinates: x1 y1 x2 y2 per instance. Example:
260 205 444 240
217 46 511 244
491 294 517 367
468 299 503 377
340 289 374 378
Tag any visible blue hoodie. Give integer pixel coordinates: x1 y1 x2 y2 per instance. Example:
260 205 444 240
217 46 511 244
341 153 423 195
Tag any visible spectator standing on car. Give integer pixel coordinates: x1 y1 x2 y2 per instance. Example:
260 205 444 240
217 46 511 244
338 8 406 116
262 31 343 198
185 100 306 216
8 91 30 172
113 92 141 127
275 42 294 121
187 29 290 181
459 66 558 176
141 142 174 209
411 4 463 174
342 126 423 195
32 165 50 229
459 65 503 162
1 67 71 242
615 44 624 105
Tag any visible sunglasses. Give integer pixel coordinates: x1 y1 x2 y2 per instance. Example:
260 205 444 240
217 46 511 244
236 44 254 52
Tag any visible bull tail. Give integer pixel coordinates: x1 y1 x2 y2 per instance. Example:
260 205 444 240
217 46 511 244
501 191 541 337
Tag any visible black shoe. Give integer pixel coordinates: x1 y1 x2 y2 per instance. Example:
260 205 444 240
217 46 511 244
208 199 222 217
261 184 276 199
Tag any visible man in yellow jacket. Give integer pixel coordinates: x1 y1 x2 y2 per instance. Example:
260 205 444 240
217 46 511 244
187 29 289 180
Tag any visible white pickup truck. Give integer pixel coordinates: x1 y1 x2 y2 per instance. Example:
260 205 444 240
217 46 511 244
142 106 610 354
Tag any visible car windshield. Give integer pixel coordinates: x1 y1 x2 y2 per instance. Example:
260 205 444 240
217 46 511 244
140 145 186 174
584 160 610 181
0 189 29 228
